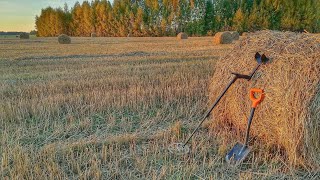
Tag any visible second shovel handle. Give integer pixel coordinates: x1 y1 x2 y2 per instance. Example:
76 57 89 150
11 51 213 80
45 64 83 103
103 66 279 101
249 88 264 108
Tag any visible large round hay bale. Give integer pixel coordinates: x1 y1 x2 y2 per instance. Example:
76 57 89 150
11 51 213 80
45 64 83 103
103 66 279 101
19 33 29 39
209 30 320 169
229 31 240 40
177 32 188 40
242 32 249 36
58 34 71 44
213 32 233 44
91 33 97 37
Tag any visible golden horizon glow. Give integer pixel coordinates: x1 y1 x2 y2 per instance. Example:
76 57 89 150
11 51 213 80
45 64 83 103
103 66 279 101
0 0 91 32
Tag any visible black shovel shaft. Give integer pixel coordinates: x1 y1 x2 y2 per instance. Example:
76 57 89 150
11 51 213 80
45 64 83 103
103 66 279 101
244 108 255 146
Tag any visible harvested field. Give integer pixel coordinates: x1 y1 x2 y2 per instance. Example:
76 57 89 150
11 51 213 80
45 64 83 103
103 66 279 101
0 36 319 179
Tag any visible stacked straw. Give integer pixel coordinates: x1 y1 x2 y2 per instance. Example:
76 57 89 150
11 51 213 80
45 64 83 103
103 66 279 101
91 33 97 37
177 32 188 40
19 33 30 39
209 30 320 169
229 31 240 40
213 32 233 44
58 34 71 44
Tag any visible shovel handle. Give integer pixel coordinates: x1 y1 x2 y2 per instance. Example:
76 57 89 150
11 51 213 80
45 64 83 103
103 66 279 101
249 88 264 108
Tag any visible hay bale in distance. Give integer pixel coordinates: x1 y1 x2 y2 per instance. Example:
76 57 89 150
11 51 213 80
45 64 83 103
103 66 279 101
91 33 97 37
207 30 214 36
242 32 249 36
209 30 320 169
213 32 233 44
229 31 240 40
177 32 188 40
58 34 71 44
19 33 29 39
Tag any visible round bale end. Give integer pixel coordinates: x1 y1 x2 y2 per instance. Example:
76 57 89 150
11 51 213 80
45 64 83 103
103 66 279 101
177 32 188 40
58 34 71 44
91 33 97 37
230 31 240 40
213 32 233 44
19 33 30 39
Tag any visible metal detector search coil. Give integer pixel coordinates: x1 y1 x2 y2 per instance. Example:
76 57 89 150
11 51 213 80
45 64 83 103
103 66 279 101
168 143 190 155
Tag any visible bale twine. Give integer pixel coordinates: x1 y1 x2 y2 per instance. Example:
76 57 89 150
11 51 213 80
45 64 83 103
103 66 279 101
19 33 29 39
91 33 97 37
177 32 188 40
209 30 320 169
230 31 240 40
58 34 71 44
213 32 233 44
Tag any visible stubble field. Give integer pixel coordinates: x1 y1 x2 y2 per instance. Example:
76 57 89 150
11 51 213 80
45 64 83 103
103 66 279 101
0 37 318 179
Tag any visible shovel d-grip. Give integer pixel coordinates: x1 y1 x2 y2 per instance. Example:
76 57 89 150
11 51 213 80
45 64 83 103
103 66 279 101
226 88 264 165
250 88 265 108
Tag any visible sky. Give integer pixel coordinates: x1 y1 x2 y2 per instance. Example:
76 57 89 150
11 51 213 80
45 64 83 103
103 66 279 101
0 0 112 32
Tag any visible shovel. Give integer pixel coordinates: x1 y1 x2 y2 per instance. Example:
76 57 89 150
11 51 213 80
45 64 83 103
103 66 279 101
226 88 265 165
168 53 269 155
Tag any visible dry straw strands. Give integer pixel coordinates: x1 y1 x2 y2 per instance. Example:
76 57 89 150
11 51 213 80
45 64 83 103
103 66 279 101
19 33 29 39
209 30 320 170
213 32 233 44
58 34 71 44
177 32 188 40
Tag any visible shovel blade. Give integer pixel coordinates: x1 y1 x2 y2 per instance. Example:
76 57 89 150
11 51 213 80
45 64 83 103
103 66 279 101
226 142 251 165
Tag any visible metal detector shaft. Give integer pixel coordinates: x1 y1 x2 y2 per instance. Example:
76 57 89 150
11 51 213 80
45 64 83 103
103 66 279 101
182 63 261 147
183 75 237 146
248 64 261 80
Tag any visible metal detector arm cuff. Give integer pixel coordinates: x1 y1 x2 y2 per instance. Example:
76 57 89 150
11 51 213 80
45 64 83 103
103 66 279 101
231 73 251 80
231 62 262 81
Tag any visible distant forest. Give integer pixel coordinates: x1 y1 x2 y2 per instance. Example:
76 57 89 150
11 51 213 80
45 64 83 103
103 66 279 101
35 0 320 37
0 31 37 35
0 32 24 35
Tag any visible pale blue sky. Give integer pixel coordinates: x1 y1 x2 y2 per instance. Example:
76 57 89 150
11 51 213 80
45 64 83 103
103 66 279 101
0 0 113 32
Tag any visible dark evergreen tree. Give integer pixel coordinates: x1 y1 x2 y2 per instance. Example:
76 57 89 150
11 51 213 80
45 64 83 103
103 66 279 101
204 0 215 34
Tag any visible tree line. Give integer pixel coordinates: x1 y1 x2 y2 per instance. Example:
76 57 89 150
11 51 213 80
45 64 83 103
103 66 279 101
35 0 320 37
